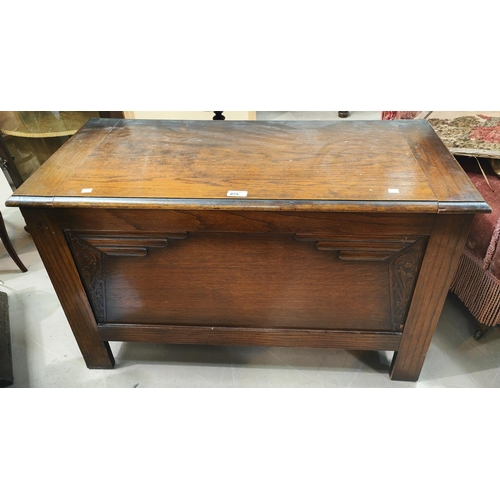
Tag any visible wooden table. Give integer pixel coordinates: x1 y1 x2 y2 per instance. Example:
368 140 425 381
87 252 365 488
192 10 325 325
0 111 101 188
6 118 490 381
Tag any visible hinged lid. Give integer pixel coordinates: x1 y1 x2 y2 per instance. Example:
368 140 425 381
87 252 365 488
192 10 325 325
6 118 490 213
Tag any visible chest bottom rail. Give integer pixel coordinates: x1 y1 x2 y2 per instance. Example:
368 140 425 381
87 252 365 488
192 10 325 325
98 323 402 351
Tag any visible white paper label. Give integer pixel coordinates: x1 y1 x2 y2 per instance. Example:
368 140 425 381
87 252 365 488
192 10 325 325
81 188 93 193
226 190 248 197
388 188 400 194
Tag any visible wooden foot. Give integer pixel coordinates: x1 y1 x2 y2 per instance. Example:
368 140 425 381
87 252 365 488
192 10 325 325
338 111 349 118
84 341 115 369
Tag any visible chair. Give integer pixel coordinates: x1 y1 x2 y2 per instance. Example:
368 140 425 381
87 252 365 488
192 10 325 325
450 156 500 338
0 135 27 272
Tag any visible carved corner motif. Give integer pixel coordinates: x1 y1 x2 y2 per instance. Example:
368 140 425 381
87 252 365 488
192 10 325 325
66 233 106 323
65 231 188 324
389 238 427 331
294 233 428 332
294 234 418 262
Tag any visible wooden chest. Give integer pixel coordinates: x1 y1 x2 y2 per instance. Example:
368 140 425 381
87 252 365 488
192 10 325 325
7 118 490 381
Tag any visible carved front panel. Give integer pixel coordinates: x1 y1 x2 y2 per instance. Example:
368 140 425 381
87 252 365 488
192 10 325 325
65 229 428 332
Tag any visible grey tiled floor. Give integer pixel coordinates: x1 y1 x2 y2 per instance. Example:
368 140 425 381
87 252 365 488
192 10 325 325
1 111 499 387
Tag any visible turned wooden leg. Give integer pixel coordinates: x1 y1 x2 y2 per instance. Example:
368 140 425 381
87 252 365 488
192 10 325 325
213 111 226 120
0 212 27 272
390 214 474 381
21 208 115 369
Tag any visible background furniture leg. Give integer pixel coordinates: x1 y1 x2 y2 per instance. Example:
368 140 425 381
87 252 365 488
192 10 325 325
0 213 27 272
0 135 24 190
473 322 494 340
0 292 13 387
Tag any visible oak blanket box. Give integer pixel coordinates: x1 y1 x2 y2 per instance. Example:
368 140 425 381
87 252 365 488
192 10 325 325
7 118 490 381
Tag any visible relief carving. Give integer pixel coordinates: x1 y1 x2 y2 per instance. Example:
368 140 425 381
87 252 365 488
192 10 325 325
294 233 428 331
67 234 106 323
65 231 188 324
389 238 427 330
294 233 418 262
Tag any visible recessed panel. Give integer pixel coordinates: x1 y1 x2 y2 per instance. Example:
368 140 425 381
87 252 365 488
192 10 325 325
103 232 393 330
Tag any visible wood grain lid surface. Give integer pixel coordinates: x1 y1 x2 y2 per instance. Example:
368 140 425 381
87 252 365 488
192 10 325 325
7 118 489 213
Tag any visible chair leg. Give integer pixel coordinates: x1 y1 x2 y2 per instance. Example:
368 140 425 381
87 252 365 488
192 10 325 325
0 213 27 272
473 322 494 340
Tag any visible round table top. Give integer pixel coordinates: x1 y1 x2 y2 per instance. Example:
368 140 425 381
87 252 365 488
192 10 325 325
0 111 100 138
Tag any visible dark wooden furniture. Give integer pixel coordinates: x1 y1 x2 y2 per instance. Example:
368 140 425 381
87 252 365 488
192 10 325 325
0 112 123 189
0 135 24 190
0 291 13 387
6 119 490 381
0 212 27 272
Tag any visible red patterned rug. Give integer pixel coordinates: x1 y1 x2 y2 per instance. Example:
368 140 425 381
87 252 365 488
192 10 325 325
381 111 421 120
428 114 500 154
381 111 500 159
